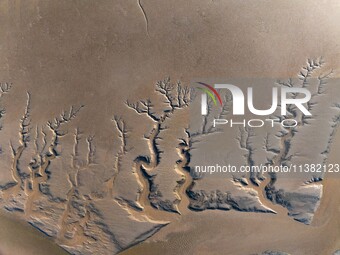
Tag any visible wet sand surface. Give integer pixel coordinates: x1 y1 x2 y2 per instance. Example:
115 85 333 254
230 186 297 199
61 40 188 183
121 129 340 255
0 1 340 255
0 210 68 255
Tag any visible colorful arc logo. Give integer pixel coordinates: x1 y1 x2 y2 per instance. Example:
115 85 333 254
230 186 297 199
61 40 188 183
196 82 222 106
